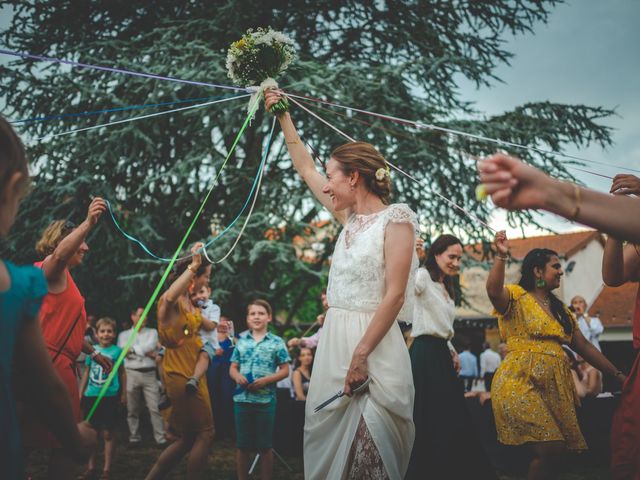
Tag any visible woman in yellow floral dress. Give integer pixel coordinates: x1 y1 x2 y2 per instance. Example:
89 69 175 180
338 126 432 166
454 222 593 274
486 231 625 480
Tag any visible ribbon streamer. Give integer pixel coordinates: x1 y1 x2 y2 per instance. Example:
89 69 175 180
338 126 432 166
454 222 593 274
107 118 276 262
286 95 496 232
0 48 247 92
282 90 640 175
11 94 236 125
294 95 614 185
29 93 250 143
202 118 276 264
86 95 263 421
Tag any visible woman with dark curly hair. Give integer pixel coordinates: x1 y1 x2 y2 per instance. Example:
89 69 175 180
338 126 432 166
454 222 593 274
486 230 624 480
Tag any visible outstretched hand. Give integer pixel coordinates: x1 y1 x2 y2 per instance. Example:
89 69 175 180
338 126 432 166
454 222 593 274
610 174 640 196
86 197 107 226
189 242 204 270
94 352 113 374
494 230 509 256
264 89 285 114
478 154 552 211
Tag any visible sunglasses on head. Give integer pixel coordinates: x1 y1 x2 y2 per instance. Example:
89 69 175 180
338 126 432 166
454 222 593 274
62 220 77 233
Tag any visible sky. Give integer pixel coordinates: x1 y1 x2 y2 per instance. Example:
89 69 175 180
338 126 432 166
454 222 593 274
1 1 639 238
457 0 640 236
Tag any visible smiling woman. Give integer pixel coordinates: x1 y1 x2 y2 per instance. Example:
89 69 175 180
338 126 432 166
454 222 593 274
265 89 417 480
485 231 625 480
407 234 497 479
21 197 110 478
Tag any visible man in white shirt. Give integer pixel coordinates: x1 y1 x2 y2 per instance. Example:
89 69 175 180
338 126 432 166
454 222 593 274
571 295 604 351
117 307 165 445
479 343 502 392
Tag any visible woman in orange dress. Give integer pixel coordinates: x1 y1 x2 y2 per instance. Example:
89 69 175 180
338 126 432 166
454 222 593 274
486 231 625 480
146 243 214 479
22 198 112 478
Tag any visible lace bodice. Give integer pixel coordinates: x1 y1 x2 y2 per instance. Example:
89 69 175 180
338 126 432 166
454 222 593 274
327 203 418 322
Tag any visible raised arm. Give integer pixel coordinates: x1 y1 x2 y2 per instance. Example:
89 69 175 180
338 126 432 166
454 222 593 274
41 197 106 285
479 154 640 244
265 90 347 224
602 237 640 286
344 221 414 395
486 231 511 314
158 243 203 327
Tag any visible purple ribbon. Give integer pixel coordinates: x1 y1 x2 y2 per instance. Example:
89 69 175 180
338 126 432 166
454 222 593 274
0 48 248 92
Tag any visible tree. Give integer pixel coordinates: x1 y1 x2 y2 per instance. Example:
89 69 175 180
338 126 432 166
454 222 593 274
0 0 614 324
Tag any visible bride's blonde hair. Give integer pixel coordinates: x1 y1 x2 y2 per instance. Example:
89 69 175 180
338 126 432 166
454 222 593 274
330 142 392 205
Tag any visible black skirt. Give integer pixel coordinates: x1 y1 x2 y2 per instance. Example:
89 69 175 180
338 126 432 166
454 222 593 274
405 335 497 480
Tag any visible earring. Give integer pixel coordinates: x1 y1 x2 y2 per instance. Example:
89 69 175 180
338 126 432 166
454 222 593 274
536 278 546 288
350 183 355 191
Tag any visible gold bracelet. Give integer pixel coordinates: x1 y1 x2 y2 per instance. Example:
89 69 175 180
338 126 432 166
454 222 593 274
569 184 582 221
286 139 300 145
495 254 509 261
186 264 197 275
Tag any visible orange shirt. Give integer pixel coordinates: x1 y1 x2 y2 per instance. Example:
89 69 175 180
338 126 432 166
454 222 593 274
34 261 86 362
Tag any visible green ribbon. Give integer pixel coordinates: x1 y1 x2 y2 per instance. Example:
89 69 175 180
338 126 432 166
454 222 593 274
86 95 262 421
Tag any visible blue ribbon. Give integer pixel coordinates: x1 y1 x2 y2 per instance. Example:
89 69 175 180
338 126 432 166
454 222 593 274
106 120 276 262
11 93 244 125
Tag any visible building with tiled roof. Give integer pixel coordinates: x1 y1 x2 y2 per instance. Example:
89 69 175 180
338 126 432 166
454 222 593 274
454 230 638 360
588 282 637 342
458 230 606 318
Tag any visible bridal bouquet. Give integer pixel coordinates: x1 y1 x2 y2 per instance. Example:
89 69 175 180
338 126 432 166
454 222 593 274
226 27 296 113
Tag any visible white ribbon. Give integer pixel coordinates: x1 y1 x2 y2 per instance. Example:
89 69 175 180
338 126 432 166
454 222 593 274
246 77 279 114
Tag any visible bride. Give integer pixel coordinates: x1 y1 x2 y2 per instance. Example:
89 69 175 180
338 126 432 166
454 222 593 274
266 91 417 479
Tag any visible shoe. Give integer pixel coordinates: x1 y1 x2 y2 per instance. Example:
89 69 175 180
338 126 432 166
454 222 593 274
185 377 199 395
77 468 97 480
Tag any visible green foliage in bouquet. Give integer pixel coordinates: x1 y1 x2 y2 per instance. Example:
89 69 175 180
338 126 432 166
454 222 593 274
226 27 296 113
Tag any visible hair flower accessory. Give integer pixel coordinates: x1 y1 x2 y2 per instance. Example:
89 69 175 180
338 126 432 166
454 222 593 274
375 166 389 181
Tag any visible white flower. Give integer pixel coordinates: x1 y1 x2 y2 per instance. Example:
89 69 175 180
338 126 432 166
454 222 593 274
375 167 387 181
226 27 297 88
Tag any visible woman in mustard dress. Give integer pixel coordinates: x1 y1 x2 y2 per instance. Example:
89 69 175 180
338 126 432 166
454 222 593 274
486 231 625 480
146 243 214 479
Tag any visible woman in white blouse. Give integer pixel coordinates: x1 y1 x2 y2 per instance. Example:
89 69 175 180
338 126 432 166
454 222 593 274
406 234 496 480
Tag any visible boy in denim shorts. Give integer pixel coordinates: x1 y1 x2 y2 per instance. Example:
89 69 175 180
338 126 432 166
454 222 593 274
230 299 290 480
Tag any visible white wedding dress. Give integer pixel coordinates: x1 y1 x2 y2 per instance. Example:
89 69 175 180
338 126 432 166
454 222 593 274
304 203 417 480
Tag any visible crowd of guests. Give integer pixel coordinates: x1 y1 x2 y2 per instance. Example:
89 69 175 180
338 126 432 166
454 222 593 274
2 101 640 480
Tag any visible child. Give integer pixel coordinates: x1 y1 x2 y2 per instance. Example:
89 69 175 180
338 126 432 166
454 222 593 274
209 317 236 440
79 317 126 480
0 115 96 479
230 299 290 480
292 347 314 401
185 284 220 393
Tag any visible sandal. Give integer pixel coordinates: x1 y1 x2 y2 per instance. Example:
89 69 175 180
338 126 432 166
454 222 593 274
77 468 97 480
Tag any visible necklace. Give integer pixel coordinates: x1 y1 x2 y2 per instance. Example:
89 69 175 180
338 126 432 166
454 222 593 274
535 294 550 308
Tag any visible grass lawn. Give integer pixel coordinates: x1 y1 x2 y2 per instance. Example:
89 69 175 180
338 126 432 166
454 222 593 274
25 420 611 479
